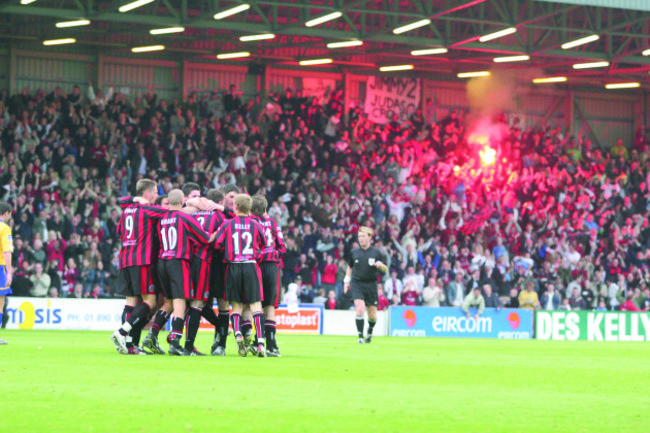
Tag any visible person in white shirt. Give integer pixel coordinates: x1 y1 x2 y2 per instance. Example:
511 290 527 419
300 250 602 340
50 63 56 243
422 277 445 307
384 269 403 300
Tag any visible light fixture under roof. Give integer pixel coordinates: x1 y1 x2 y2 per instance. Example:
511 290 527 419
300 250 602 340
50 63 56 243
214 4 250 20
479 27 516 42
150 27 185 35
642 48 650 56
561 35 599 50
532 77 567 84
217 52 250 59
605 82 640 89
43 38 76 46
55 19 90 28
379 65 414 72
299 58 333 66
132 45 165 53
493 55 529 63
327 40 363 48
306 12 342 27
20 0 38 4
119 0 154 13
458 71 490 78
240 33 275 42
572 61 609 69
411 48 448 56
393 19 431 35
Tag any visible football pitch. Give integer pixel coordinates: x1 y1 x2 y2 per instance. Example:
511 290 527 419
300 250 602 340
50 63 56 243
2 331 648 433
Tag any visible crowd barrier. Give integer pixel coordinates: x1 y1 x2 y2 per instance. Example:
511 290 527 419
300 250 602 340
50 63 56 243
6 297 650 341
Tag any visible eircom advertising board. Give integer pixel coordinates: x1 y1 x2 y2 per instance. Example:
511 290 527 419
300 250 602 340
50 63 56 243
390 306 533 339
536 310 650 341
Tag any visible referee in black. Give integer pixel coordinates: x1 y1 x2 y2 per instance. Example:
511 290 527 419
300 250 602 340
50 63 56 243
344 227 388 344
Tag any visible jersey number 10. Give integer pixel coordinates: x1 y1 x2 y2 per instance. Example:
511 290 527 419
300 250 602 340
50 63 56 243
161 227 178 251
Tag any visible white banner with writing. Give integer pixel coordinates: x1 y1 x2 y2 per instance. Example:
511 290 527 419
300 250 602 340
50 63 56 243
302 77 336 105
364 76 421 124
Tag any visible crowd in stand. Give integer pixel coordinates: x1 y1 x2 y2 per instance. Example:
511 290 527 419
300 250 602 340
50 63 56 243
1 80 650 313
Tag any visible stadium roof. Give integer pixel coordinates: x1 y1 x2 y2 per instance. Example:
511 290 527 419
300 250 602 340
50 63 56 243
2 0 650 85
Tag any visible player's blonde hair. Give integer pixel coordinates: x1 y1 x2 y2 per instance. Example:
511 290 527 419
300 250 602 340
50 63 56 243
136 179 157 197
359 226 374 236
234 194 252 214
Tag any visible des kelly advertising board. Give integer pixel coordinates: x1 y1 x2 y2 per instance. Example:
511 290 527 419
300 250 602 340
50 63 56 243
536 310 650 341
390 306 533 339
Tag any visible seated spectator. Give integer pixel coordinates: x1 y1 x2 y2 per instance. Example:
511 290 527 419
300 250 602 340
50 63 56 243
568 287 585 310
619 294 640 311
505 288 520 308
518 281 539 310
48 287 59 298
324 290 338 310
377 286 390 311
69 282 84 299
312 288 326 305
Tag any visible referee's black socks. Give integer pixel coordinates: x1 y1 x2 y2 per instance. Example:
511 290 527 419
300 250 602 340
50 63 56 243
367 319 377 336
355 316 365 338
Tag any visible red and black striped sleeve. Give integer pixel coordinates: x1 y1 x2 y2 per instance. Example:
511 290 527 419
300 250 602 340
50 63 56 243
140 204 167 219
213 220 231 255
182 214 211 245
272 219 286 258
118 196 135 209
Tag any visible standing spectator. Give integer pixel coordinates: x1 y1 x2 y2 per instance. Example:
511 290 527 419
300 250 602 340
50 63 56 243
321 254 337 295
540 284 561 310
377 286 390 310
518 281 539 310
422 277 445 307
324 290 338 310
482 284 502 310
29 263 51 297
400 279 420 306
384 269 403 300
446 272 466 307
462 287 485 320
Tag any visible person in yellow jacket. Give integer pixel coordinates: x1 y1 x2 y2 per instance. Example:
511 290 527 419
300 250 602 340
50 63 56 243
0 202 14 345
518 281 540 310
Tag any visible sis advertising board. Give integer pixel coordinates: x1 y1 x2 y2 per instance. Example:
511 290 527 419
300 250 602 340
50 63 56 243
390 306 534 339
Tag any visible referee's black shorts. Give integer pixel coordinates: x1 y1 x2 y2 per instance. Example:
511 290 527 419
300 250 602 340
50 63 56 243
351 280 378 307
259 261 280 308
224 262 263 304
157 259 192 300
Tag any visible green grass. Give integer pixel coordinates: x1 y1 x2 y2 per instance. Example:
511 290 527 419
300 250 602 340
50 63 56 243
1 331 648 433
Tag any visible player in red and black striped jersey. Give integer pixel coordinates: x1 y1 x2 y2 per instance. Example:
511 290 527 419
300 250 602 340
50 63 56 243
251 195 286 357
157 189 217 356
111 179 166 355
213 193 269 357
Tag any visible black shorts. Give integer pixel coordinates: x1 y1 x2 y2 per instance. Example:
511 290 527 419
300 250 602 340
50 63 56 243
224 262 263 304
259 261 280 308
210 261 226 301
190 257 211 302
157 259 192 300
117 265 156 297
151 260 164 295
351 280 378 307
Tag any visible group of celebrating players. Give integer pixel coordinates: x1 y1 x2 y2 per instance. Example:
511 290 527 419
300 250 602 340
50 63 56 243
109 179 285 357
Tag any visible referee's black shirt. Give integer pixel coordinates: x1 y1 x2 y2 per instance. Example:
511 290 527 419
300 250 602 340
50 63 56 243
348 246 386 283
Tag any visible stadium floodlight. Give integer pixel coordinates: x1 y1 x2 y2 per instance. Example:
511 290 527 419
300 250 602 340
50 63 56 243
393 19 431 34
132 45 165 53
240 33 275 41
605 82 640 89
299 58 333 66
561 35 599 49
642 49 650 56
150 27 185 35
532 77 567 84
479 27 516 42
119 0 154 13
214 4 250 20
20 0 38 4
379 65 414 72
306 12 342 27
458 71 490 78
217 52 250 59
411 48 448 56
327 40 363 48
572 61 609 69
55 19 90 28
493 55 529 63
43 38 76 46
